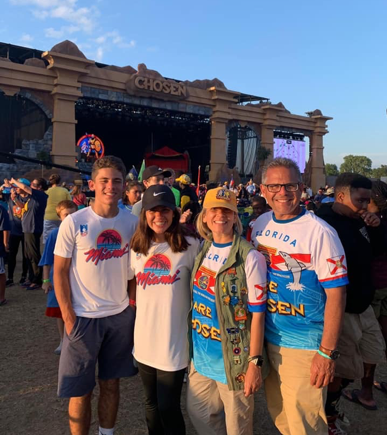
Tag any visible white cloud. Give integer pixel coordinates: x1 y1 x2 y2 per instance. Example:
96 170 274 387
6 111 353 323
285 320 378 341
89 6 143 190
20 33 33 42
45 27 65 39
96 46 103 62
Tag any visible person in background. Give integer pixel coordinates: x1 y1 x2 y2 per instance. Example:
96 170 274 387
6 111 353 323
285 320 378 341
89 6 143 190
166 170 181 207
245 196 268 242
11 177 48 290
40 200 78 355
6 182 30 287
119 181 142 213
70 184 87 210
176 174 198 209
0 203 10 306
187 187 267 435
43 174 71 244
132 166 172 217
322 187 335 204
368 180 387 396
314 187 325 204
316 173 386 432
129 184 200 435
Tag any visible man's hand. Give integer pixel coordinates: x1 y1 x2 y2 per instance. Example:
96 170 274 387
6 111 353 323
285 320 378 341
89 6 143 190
361 212 380 227
42 281 53 294
244 363 262 397
310 353 335 388
64 312 77 336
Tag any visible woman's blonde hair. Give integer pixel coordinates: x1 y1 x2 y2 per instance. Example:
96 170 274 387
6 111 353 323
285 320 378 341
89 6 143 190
196 208 243 241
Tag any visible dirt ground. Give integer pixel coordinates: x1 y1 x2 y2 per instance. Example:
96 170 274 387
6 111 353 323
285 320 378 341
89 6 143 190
1 262 387 434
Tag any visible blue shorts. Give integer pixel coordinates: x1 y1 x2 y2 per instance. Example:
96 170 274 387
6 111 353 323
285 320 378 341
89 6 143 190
58 306 137 398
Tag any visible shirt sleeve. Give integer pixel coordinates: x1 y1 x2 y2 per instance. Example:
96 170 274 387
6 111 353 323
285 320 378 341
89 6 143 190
39 231 56 267
245 249 267 313
313 225 349 289
54 215 75 258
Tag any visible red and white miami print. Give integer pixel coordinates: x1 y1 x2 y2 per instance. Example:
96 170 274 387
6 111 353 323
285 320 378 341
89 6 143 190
136 254 181 290
84 229 129 265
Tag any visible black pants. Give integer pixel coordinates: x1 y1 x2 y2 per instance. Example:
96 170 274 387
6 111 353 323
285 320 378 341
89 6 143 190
7 234 29 280
137 362 186 435
24 232 42 284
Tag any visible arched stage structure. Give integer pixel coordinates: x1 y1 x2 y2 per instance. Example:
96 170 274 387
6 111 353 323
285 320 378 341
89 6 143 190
0 41 331 191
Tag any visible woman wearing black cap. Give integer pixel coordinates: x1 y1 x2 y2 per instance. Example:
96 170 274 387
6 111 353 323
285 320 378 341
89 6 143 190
129 184 200 435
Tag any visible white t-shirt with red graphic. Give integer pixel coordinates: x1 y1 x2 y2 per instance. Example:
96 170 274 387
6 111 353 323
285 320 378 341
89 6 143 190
129 237 200 372
54 206 138 318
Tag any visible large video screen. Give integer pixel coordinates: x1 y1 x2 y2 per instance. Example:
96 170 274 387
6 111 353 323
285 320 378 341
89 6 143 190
273 138 306 173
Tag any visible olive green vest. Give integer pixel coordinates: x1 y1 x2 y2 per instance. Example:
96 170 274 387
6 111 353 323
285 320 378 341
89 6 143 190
189 233 269 391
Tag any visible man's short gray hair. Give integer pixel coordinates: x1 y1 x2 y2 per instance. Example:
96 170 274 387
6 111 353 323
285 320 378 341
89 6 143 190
261 158 302 183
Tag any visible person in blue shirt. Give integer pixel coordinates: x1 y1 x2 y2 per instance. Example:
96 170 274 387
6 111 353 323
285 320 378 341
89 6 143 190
39 200 78 354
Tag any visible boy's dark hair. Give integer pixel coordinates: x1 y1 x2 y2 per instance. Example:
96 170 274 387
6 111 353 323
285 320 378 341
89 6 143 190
334 173 372 197
91 156 126 181
371 180 387 216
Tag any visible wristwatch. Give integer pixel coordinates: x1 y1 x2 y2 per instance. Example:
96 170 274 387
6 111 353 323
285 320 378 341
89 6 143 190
319 345 340 360
247 355 264 367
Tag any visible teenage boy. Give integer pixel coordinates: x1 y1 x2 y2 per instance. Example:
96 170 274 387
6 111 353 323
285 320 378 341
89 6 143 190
54 156 138 435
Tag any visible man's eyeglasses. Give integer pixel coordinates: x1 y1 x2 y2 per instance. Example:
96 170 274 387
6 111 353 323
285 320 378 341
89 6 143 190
263 183 300 193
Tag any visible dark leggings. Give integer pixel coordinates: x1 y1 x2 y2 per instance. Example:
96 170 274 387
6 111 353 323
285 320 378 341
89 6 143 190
137 362 186 435
7 234 29 280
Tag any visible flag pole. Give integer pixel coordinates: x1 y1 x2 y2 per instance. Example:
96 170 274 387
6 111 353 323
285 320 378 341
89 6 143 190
196 165 201 196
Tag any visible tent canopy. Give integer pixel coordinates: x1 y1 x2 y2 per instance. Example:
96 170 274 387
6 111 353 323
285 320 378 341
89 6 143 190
145 146 189 173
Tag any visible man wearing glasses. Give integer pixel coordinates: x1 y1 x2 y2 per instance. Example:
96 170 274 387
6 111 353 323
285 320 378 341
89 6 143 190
251 158 348 435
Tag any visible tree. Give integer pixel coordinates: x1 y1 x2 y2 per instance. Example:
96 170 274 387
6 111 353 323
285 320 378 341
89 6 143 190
372 165 387 179
325 163 339 176
340 155 372 177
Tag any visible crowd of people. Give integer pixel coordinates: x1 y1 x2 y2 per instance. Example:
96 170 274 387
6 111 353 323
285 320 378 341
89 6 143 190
0 156 386 435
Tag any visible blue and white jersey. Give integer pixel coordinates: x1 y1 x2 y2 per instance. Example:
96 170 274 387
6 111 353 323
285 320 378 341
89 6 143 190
192 242 267 383
251 209 348 350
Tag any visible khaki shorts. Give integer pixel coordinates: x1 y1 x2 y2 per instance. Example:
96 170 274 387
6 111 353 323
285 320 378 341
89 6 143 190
371 287 387 318
335 306 386 379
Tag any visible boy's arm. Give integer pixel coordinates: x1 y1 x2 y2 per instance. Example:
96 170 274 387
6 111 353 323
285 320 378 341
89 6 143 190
42 265 52 294
54 255 75 335
3 230 10 252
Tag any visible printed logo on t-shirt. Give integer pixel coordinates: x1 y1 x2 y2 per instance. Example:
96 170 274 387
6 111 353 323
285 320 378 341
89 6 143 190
136 254 180 290
326 255 347 276
268 251 312 291
84 229 129 265
195 266 216 295
80 224 88 237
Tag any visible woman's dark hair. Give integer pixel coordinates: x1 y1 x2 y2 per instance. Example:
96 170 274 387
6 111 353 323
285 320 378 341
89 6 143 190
123 181 142 205
130 208 190 255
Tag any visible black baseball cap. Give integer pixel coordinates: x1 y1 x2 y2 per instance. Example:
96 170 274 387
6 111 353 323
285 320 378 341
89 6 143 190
142 185 176 211
142 165 172 181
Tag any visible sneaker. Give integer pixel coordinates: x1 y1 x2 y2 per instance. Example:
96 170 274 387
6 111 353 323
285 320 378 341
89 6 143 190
54 342 62 355
19 276 27 284
6 279 14 287
21 280 32 287
328 420 347 435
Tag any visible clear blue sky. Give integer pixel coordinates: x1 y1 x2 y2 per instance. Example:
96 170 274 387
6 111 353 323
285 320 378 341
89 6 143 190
2 0 387 168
